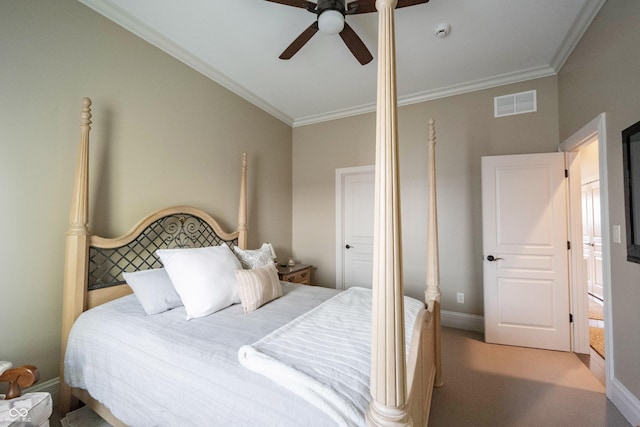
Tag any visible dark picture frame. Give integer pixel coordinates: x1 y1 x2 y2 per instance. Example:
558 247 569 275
622 120 640 263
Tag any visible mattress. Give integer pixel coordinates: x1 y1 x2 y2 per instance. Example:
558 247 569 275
64 283 341 427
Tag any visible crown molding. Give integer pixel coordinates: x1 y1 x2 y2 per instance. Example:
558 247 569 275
78 0 294 126
549 0 607 72
293 64 556 127
79 0 602 129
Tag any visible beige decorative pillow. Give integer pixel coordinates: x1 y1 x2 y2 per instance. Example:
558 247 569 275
235 264 283 314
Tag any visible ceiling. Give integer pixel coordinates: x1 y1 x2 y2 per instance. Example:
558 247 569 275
79 0 605 127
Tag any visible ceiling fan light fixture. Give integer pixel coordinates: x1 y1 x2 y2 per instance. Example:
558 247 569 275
318 10 345 35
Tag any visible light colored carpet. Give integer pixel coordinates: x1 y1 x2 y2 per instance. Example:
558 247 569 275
588 297 606 358
589 298 604 321
590 326 606 358
429 327 630 427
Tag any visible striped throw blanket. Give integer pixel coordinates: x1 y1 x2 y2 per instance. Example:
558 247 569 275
238 287 423 427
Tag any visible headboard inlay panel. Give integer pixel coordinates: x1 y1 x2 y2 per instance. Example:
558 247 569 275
88 212 238 290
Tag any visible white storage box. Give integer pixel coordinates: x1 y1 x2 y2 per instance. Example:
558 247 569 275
0 392 52 427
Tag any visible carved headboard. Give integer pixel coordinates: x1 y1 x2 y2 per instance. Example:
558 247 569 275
88 209 240 291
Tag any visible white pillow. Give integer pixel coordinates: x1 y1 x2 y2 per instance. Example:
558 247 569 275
123 268 182 315
235 264 283 314
233 242 275 269
157 245 242 320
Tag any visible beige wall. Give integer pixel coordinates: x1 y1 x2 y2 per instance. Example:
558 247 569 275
559 0 640 404
0 0 292 383
293 76 560 314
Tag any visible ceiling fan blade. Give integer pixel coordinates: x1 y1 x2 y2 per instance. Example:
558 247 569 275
347 0 428 14
339 22 373 65
396 0 429 8
264 0 316 9
279 22 319 60
347 0 376 14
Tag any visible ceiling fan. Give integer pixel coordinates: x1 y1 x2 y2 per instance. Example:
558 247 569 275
265 0 429 65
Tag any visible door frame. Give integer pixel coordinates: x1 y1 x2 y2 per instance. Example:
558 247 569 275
559 113 612 391
335 165 375 290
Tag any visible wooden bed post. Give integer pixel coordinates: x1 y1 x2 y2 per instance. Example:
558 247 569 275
367 0 410 426
425 118 443 388
237 152 248 249
59 97 92 414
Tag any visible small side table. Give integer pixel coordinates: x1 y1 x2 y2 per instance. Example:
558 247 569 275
0 392 52 427
277 264 313 285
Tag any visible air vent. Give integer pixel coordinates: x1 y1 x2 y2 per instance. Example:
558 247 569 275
494 90 537 118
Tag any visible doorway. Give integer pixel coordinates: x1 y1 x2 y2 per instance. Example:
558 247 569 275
560 113 612 390
579 138 606 385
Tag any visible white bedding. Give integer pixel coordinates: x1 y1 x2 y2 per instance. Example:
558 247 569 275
238 287 423 427
64 282 341 427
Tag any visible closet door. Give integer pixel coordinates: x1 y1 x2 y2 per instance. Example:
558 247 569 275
582 180 603 299
337 167 375 290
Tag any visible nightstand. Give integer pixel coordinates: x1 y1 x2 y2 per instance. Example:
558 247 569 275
277 264 313 285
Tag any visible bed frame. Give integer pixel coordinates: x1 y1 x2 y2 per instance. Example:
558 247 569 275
366 1 442 426
59 1 441 425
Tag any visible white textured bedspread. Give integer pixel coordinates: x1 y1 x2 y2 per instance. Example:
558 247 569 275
65 283 341 427
238 287 423 427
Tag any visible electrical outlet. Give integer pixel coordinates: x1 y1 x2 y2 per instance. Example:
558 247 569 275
457 292 464 304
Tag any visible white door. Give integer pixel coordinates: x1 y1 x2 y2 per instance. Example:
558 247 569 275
482 153 570 351
337 168 375 289
582 180 604 299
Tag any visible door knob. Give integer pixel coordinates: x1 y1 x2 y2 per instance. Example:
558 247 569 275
487 255 504 261
346 244 353 249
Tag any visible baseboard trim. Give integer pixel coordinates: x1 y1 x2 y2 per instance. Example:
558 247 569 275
609 376 640 426
441 310 484 333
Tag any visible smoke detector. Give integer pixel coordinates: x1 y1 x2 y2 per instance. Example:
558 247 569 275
433 23 451 38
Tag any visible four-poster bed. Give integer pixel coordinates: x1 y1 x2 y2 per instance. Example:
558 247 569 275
59 1 441 425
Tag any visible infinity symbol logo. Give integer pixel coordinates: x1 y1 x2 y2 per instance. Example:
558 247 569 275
9 407 29 418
